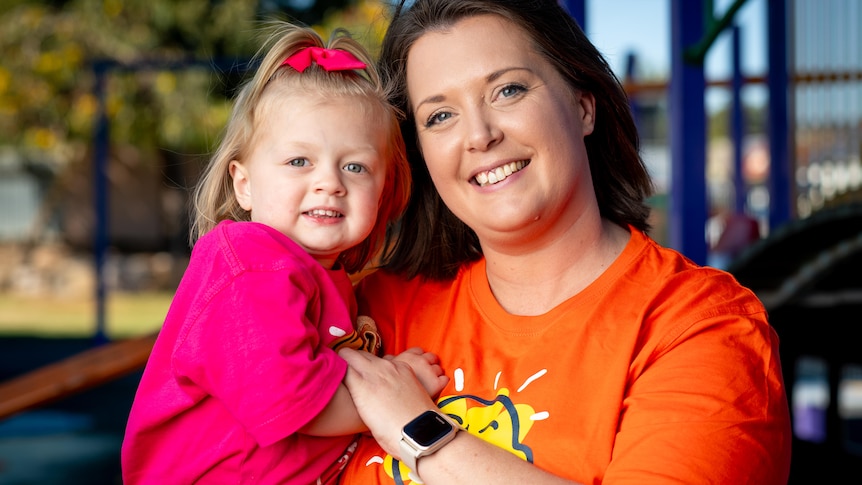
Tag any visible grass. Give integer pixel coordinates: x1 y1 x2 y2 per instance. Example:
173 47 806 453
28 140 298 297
0 291 172 339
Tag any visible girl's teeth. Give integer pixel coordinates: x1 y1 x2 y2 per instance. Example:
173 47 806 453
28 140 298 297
309 209 340 217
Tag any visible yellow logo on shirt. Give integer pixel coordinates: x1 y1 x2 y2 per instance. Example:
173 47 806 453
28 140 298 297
382 388 537 483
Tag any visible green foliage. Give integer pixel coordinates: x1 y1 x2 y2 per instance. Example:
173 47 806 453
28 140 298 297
0 0 399 254
0 0 386 173
0 0 264 168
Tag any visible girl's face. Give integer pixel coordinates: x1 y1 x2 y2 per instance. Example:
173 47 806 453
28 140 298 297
406 14 598 250
230 93 388 268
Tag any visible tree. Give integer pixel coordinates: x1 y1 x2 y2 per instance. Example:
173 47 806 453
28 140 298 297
0 0 389 251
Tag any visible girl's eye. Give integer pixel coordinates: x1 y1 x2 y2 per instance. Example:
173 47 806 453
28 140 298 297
344 163 366 174
424 111 452 128
499 83 527 99
288 158 310 167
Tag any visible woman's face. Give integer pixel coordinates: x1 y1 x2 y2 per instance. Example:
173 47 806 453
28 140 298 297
406 14 598 248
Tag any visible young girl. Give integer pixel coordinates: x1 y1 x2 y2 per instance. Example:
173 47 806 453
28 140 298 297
121 22 447 484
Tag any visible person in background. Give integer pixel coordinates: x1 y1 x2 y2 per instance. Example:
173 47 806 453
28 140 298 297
707 208 762 270
335 1 792 483
121 21 447 484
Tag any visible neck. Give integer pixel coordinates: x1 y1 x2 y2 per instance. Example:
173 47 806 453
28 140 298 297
481 219 629 316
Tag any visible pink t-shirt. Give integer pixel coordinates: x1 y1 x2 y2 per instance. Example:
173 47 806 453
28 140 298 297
123 220 357 484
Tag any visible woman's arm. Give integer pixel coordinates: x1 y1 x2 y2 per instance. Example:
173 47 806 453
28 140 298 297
417 431 578 485
301 348 448 437
338 348 582 485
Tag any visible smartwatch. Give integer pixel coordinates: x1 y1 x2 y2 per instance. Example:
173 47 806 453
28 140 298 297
399 409 461 478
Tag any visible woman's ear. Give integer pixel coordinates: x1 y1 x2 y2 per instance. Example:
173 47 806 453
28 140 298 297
577 91 596 136
229 160 253 211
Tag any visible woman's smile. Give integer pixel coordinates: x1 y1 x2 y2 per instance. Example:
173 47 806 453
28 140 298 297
472 160 530 186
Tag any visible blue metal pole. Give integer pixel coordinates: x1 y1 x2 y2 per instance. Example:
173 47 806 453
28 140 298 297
559 0 586 29
767 0 792 229
93 62 110 344
626 52 640 129
670 0 708 264
732 25 746 214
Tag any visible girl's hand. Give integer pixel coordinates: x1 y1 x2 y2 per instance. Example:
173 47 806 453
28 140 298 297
389 347 450 397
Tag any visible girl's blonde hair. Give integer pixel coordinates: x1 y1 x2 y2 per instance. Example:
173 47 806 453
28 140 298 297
190 21 410 273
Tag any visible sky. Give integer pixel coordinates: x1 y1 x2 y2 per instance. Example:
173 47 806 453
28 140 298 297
585 0 769 109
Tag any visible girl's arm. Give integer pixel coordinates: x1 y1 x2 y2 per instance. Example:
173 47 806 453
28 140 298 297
297 384 365 436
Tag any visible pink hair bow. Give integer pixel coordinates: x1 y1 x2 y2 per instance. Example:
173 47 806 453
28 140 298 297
282 47 366 72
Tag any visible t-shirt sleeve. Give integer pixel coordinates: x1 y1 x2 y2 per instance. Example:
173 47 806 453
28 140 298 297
172 268 348 447
605 280 791 484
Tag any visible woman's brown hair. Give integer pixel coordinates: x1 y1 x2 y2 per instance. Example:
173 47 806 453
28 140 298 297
377 0 653 280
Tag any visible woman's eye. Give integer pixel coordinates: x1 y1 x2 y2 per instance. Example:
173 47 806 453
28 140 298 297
288 158 309 167
499 83 527 99
424 111 452 128
344 163 366 173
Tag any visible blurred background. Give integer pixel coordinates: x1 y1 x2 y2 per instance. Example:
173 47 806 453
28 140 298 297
0 0 860 483
0 0 389 340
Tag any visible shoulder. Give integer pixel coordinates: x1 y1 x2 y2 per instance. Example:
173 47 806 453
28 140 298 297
628 228 761 304
195 220 321 276
616 229 769 338
617 231 775 358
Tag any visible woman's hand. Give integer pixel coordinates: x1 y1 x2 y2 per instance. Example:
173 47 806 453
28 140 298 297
338 347 441 458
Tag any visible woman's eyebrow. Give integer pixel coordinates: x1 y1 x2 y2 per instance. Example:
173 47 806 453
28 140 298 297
415 94 446 112
487 66 532 83
415 67 534 110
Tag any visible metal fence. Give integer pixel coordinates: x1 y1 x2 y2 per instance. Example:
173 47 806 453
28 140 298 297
792 0 862 216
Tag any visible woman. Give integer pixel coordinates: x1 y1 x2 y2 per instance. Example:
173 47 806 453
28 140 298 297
337 1 792 483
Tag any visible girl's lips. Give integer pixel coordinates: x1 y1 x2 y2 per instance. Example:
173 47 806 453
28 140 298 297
473 160 530 186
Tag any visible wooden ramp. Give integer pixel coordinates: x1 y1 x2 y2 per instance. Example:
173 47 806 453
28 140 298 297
0 333 157 421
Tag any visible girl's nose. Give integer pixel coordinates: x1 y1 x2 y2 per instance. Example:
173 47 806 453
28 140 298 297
314 165 346 195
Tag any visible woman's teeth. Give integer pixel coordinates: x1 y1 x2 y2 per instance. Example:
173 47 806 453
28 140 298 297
474 160 527 187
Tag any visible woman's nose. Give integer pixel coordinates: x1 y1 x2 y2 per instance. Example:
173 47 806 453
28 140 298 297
464 108 503 152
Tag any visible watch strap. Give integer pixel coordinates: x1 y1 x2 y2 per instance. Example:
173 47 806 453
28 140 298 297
399 438 420 475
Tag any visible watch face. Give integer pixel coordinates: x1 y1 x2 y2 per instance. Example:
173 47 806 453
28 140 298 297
404 411 454 447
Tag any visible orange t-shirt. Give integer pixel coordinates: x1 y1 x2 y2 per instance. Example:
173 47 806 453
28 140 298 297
341 228 791 484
